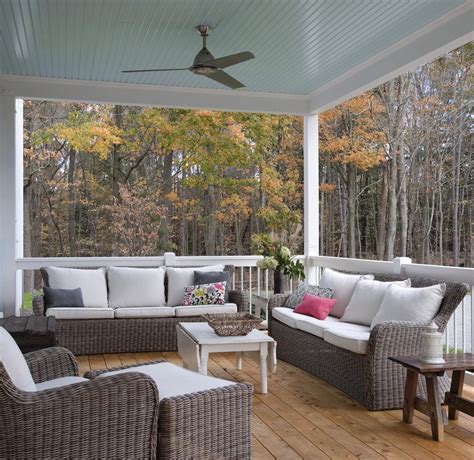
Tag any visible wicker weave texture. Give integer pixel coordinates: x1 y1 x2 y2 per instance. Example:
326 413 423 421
268 274 468 410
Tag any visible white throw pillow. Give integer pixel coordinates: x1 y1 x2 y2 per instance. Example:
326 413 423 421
370 283 446 329
0 327 36 392
107 266 166 308
45 267 108 308
341 279 411 326
320 268 374 318
166 265 225 307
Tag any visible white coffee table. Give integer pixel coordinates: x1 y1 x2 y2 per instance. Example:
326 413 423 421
176 322 277 394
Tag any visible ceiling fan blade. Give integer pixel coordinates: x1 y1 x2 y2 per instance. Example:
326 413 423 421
122 68 189 73
205 70 244 89
206 51 254 69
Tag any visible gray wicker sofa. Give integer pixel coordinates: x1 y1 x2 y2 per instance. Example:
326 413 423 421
268 272 469 411
0 346 252 459
33 265 249 355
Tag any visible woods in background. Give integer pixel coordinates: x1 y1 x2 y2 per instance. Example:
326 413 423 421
23 44 472 266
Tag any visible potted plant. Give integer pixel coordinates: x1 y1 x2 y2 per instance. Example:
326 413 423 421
254 235 305 294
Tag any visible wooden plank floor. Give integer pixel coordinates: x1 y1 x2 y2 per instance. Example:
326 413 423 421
78 352 474 459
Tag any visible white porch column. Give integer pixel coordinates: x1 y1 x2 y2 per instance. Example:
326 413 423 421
0 95 23 317
303 114 319 284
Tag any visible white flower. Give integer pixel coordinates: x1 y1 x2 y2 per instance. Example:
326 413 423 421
257 257 279 270
280 246 291 258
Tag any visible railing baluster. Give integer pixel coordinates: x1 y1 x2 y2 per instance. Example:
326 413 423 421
257 267 261 296
249 267 252 316
240 266 244 291
232 271 236 290
454 307 458 353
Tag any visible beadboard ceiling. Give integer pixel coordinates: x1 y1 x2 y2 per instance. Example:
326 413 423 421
0 0 467 95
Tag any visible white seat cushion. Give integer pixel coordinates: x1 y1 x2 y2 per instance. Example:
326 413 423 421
166 265 225 307
0 327 37 392
114 307 175 318
46 307 115 320
174 303 237 317
44 267 108 308
271 307 302 329
295 315 340 338
324 324 370 355
36 376 88 391
98 362 232 400
340 279 411 326
319 268 374 318
107 266 166 308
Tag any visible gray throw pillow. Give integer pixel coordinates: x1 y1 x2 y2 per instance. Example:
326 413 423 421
194 271 231 301
43 287 84 310
283 282 334 309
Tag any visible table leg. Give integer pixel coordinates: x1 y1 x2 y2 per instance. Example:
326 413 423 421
403 369 418 424
199 351 209 376
448 370 465 420
426 375 444 441
260 342 268 394
235 352 243 370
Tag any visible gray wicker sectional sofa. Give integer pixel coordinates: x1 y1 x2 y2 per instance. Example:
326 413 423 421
33 265 249 355
268 272 469 411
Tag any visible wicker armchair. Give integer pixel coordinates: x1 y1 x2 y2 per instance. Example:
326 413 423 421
0 347 159 459
1 347 253 459
268 274 469 411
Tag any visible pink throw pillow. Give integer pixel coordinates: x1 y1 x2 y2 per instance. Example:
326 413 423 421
294 293 336 320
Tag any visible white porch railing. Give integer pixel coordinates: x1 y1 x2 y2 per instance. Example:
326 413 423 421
15 253 473 356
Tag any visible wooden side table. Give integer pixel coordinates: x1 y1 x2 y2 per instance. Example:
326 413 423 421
0 316 57 353
390 353 474 441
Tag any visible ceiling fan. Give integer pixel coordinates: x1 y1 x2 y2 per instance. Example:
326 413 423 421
122 25 255 89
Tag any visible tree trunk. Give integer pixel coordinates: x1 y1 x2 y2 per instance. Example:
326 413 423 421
347 164 357 258
206 184 217 255
67 149 77 256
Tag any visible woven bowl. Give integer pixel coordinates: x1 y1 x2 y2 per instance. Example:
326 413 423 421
202 312 262 336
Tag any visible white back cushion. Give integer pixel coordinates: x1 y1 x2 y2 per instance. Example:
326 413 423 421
166 265 225 307
340 279 411 326
108 266 166 308
370 283 446 329
45 267 108 308
320 268 374 318
0 327 36 392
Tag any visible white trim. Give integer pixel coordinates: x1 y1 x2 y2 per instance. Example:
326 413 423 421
304 114 319 284
0 75 308 115
308 1 474 113
0 96 23 316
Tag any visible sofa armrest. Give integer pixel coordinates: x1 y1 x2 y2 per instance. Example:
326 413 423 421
32 295 45 316
84 359 165 379
367 320 427 359
228 290 249 313
1 372 159 459
25 347 79 383
268 294 289 314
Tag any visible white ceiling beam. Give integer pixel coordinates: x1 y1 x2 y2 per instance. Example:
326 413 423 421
0 75 308 115
308 1 474 114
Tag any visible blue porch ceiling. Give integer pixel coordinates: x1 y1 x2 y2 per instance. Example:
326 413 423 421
0 0 466 95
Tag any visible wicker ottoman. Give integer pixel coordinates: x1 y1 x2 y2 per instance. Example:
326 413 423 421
86 361 253 459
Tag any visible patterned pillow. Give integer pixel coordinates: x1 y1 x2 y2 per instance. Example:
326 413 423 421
182 282 227 306
283 282 334 309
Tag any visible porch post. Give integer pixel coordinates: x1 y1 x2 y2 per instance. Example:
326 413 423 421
303 114 319 284
0 95 23 317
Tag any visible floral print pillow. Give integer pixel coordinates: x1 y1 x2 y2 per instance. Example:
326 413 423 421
182 281 227 306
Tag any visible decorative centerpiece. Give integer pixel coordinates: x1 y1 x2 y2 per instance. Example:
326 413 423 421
202 312 262 336
420 321 445 364
253 234 305 294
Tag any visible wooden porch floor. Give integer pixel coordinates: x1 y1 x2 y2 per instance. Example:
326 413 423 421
78 352 474 459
